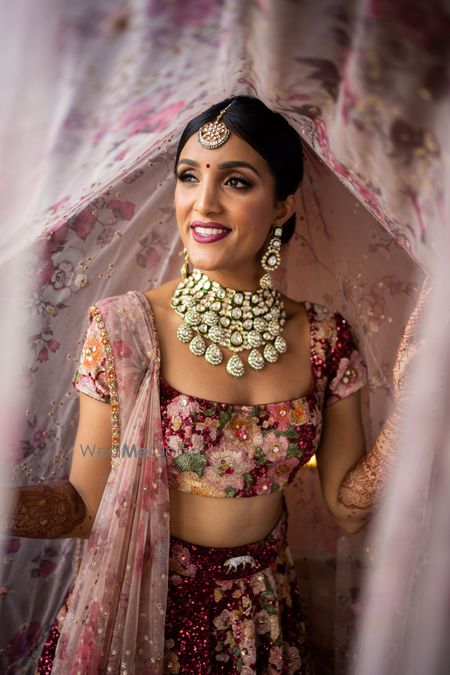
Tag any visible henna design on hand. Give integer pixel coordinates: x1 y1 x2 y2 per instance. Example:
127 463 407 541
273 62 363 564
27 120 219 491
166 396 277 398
1 480 92 539
337 414 399 511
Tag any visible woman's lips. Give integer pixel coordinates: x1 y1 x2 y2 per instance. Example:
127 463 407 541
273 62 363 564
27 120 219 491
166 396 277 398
191 221 231 244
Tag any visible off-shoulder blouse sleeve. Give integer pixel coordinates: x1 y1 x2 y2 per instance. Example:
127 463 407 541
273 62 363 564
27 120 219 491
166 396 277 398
325 312 367 406
72 305 111 404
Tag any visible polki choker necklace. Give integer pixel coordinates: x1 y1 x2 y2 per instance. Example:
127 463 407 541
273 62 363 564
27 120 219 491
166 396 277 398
171 269 287 378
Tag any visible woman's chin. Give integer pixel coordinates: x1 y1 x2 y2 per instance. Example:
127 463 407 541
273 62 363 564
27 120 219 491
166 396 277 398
188 256 227 273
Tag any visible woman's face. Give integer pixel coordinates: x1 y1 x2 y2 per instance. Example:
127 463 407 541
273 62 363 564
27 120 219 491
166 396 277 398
174 131 294 287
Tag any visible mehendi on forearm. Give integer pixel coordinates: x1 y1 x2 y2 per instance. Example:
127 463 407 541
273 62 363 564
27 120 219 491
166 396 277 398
337 412 400 511
0 480 92 538
338 280 430 516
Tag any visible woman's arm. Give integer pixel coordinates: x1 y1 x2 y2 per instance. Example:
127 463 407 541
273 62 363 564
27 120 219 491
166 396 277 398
1 391 112 539
336 405 400 520
315 390 368 534
317 281 429 534
316 394 401 534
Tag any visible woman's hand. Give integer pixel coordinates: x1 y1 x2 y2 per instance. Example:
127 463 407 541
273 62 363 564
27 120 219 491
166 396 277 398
0 480 92 539
1 388 114 539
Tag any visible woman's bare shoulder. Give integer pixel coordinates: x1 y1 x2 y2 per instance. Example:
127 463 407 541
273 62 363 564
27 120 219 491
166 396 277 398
142 277 181 308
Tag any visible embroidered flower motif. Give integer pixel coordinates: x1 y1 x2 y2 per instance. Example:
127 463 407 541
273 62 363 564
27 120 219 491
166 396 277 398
254 609 271 634
262 433 289 462
169 544 197 578
267 457 299 488
273 570 291 603
166 396 200 420
254 475 273 495
170 417 183 432
203 446 253 493
231 617 255 645
285 643 302 673
289 400 310 425
223 413 263 447
81 335 104 371
195 416 221 440
329 349 366 402
268 645 283 668
166 435 184 456
266 403 292 431
250 573 266 595
241 667 256 675
213 608 235 630
190 433 204 452
232 619 256 665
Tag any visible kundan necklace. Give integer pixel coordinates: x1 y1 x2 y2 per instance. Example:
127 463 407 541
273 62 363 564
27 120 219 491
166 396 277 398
171 269 287 378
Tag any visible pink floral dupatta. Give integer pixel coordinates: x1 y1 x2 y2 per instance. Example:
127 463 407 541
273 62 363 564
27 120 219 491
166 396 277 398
52 290 169 674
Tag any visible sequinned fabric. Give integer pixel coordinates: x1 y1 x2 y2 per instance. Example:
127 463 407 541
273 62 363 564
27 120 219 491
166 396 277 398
160 302 367 499
164 503 314 674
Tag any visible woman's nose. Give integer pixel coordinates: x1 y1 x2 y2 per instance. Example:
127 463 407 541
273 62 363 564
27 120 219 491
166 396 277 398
195 177 221 215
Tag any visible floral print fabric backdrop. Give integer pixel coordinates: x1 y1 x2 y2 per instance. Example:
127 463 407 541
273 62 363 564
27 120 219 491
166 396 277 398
1 0 447 672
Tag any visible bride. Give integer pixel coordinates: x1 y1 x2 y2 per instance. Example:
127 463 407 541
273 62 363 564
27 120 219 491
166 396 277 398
3 95 411 674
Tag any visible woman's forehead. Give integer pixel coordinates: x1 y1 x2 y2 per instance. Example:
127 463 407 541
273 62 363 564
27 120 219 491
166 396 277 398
179 132 269 172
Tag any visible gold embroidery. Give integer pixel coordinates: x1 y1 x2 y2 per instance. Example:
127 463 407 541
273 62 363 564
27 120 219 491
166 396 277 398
88 304 121 470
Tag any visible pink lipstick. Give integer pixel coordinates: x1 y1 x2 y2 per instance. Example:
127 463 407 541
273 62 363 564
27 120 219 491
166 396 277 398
191 221 231 244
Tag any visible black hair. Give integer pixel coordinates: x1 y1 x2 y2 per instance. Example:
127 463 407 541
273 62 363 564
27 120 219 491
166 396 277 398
174 95 303 244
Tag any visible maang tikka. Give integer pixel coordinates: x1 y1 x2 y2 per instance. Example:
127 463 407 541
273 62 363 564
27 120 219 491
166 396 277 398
197 101 235 149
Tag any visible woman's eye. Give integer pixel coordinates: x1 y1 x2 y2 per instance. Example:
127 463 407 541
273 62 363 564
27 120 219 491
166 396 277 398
226 174 252 189
177 171 197 182
176 171 251 188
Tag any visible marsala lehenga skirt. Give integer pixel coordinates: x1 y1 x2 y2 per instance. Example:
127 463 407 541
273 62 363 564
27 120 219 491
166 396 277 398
37 500 315 674
164 500 315 674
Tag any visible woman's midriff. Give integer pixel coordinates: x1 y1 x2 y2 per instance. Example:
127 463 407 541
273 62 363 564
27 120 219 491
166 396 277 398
169 488 285 547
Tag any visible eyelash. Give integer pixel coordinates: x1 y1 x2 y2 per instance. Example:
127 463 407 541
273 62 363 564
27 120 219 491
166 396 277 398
176 171 252 189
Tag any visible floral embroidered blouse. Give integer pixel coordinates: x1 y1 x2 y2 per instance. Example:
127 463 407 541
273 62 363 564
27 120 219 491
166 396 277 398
72 297 366 498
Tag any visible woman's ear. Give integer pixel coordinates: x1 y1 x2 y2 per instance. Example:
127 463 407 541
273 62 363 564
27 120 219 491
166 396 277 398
274 194 296 227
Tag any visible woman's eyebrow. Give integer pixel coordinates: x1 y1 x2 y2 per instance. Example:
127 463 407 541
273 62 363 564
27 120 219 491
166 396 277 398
177 158 260 177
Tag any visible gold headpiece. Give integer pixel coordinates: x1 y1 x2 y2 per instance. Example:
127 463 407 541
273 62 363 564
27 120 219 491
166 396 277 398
197 101 235 149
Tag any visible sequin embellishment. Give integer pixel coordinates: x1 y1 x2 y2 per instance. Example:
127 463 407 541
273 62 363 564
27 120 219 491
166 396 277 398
87 304 121 469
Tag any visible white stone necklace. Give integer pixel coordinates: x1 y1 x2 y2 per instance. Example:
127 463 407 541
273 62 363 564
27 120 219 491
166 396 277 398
171 269 287 378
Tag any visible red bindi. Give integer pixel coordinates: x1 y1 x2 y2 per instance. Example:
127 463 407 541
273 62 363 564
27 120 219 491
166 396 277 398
205 163 211 168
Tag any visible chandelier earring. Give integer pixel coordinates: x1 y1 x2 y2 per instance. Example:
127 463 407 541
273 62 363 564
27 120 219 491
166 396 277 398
259 225 283 289
180 247 191 279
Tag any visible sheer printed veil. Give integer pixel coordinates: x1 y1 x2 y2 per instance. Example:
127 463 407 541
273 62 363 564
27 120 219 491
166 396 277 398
0 1 447 673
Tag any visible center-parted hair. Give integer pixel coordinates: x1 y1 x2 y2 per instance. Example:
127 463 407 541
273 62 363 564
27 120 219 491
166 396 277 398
174 95 304 244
